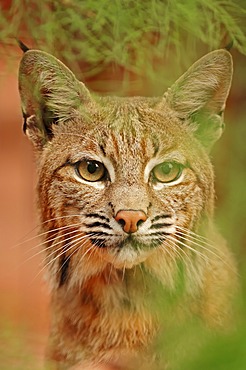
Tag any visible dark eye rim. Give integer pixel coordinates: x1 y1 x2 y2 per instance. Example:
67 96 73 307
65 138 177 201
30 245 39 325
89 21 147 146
151 161 184 184
74 160 108 182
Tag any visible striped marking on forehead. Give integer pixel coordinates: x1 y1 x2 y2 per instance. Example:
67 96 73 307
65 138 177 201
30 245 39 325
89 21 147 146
96 130 159 186
100 130 149 163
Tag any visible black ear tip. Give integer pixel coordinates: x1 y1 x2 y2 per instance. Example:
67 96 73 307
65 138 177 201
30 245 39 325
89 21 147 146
17 39 30 53
22 111 28 134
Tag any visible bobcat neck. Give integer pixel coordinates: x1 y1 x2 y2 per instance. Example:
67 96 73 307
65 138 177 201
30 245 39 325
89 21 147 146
47 266 159 368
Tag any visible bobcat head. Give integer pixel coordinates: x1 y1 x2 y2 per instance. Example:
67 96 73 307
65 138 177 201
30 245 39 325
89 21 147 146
19 48 232 287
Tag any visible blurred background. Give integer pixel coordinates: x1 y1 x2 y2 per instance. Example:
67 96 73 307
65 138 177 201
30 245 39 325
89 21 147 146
0 1 245 369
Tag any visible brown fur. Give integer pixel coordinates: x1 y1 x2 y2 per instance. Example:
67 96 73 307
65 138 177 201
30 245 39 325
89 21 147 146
19 49 237 369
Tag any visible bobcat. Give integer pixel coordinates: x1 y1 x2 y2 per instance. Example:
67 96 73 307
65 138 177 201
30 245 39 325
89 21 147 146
19 47 237 369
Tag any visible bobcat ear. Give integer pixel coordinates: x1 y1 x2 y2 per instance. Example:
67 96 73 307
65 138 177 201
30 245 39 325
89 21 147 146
19 50 92 148
164 49 233 149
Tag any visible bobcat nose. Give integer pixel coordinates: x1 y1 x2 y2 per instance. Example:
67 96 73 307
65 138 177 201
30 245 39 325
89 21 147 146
115 210 147 234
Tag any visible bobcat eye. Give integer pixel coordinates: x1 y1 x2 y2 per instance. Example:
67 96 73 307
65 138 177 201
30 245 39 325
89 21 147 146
152 162 183 183
75 160 106 182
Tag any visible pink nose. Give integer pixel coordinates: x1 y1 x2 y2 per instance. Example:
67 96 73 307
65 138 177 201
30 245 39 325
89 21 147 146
115 210 147 234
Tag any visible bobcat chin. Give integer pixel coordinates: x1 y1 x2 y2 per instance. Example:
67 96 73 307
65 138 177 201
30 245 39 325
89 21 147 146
19 47 237 369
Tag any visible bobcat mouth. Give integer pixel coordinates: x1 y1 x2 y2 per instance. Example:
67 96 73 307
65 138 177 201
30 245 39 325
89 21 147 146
88 232 164 250
117 234 163 250
88 233 165 269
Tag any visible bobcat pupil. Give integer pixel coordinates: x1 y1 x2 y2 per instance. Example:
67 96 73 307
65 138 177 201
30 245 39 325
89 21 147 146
88 162 99 174
161 163 173 174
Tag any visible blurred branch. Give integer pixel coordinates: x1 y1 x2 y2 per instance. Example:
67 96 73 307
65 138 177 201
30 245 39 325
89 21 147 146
1 0 246 76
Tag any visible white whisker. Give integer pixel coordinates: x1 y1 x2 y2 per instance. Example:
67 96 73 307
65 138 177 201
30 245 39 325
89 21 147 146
176 225 215 244
175 230 236 272
31 233 94 284
23 226 82 256
13 219 83 249
168 237 198 269
168 235 209 263
23 229 85 264
58 241 95 276
42 232 95 267
159 237 178 258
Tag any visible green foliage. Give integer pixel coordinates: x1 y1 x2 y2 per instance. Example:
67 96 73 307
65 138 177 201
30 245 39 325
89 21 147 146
1 0 246 78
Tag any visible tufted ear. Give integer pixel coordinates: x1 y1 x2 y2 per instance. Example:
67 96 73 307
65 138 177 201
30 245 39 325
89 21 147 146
164 49 233 150
19 50 92 149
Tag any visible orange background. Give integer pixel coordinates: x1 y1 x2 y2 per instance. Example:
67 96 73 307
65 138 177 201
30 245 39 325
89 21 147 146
0 49 49 364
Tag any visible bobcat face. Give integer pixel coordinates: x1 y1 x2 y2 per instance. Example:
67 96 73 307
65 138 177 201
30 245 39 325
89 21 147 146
36 98 213 271
19 48 232 281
